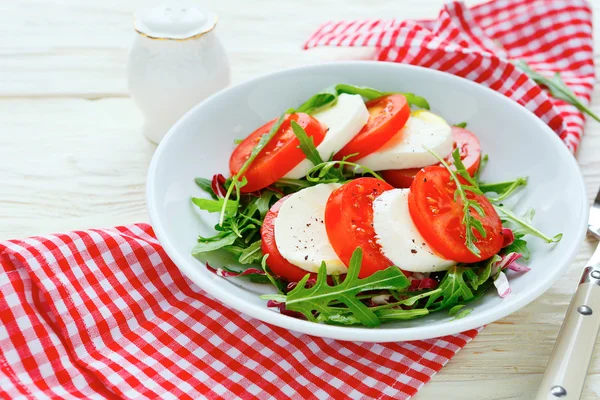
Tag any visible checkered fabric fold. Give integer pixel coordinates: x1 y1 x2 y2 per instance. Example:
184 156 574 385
304 0 594 152
1 224 479 399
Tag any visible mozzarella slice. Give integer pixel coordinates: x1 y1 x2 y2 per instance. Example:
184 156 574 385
373 188 456 273
274 183 347 274
356 110 453 171
283 94 369 179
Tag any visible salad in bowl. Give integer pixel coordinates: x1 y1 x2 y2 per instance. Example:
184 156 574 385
189 83 562 328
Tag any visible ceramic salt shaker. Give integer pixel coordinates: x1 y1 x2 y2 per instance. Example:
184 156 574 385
128 4 230 144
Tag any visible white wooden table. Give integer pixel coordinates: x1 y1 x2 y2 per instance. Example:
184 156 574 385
2 0 600 398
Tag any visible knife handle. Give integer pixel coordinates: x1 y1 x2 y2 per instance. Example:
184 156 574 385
536 266 600 400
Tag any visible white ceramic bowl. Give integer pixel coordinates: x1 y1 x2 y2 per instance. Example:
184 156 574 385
147 61 588 342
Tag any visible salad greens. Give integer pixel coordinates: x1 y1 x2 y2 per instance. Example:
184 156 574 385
190 83 563 328
495 206 562 244
294 83 429 115
264 248 411 328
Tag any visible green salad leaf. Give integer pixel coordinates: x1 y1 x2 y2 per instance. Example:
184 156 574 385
294 84 430 116
305 160 384 184
317 308 429 326
448 304 465 316
453 122 468 128
194 178 218 199
291 120 324 166
262 248 410 327
479 177 528 202
295 86 339 115
192 233 237 255
503 235 530 260
191 188 282 263
495 206 562 244
192 197 237 215
238 240 263 264
425 266 475 309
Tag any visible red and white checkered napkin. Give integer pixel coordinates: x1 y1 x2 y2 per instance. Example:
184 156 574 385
305 0 595 153
0 224 479 399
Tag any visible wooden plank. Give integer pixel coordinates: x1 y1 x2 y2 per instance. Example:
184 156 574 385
4 0 598 96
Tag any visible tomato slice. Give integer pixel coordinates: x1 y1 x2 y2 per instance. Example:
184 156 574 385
325 178 394 278
334 94 410 162
380 168 422 189
230 113 326 193
261 196 314 282
380 126 482 189
451 127 481 176
408 166 503 263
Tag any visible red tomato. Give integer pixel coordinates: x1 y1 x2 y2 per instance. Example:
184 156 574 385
261 196 314 282
334 95 410 162
380 126 482 189
230 114 326 193
325 178 394 278
408 166 503 263
380 168 422 189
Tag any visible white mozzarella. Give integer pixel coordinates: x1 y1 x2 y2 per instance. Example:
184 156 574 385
274 183 347 274
372 188 456 273
356 110 453 171
283 94 369 179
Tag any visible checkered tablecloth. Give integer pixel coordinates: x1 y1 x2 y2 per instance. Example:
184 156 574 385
0 224 479 399
305 0 594 153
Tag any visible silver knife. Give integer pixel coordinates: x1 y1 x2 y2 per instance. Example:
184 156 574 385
536 187 600 399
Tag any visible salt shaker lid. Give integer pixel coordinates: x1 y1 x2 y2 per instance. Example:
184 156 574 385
133 4 218 40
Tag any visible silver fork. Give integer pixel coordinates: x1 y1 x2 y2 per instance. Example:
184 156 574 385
536 187 600 399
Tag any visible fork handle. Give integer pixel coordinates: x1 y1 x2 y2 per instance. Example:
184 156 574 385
536 264 600 400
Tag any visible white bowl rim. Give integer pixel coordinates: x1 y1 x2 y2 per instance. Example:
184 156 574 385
147 61 588 342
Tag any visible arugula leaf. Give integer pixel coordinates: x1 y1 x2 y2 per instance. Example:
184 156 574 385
194 178 218 199
249 274 272 284
401 93 431 110
480 177 528 202
448 304 465 316
291 120 324 166
192 197 237 215
427 147 486 257
274 178 315 191
295 86 339 115
503 235 530 260
243 189 280 221
426 266 475 310
453 122 467 128
238 240 263 264
261 255 288 294
475 154 488 185
192 233 237 255
334 83 387 100
495 205 562 243
453 308 473 320
335 84 430 109
295 84 430 116
219 113 286 225
476 255 500 289
317 308 428 326
263 248 410 327
515 60 600 123
305 160 384 184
